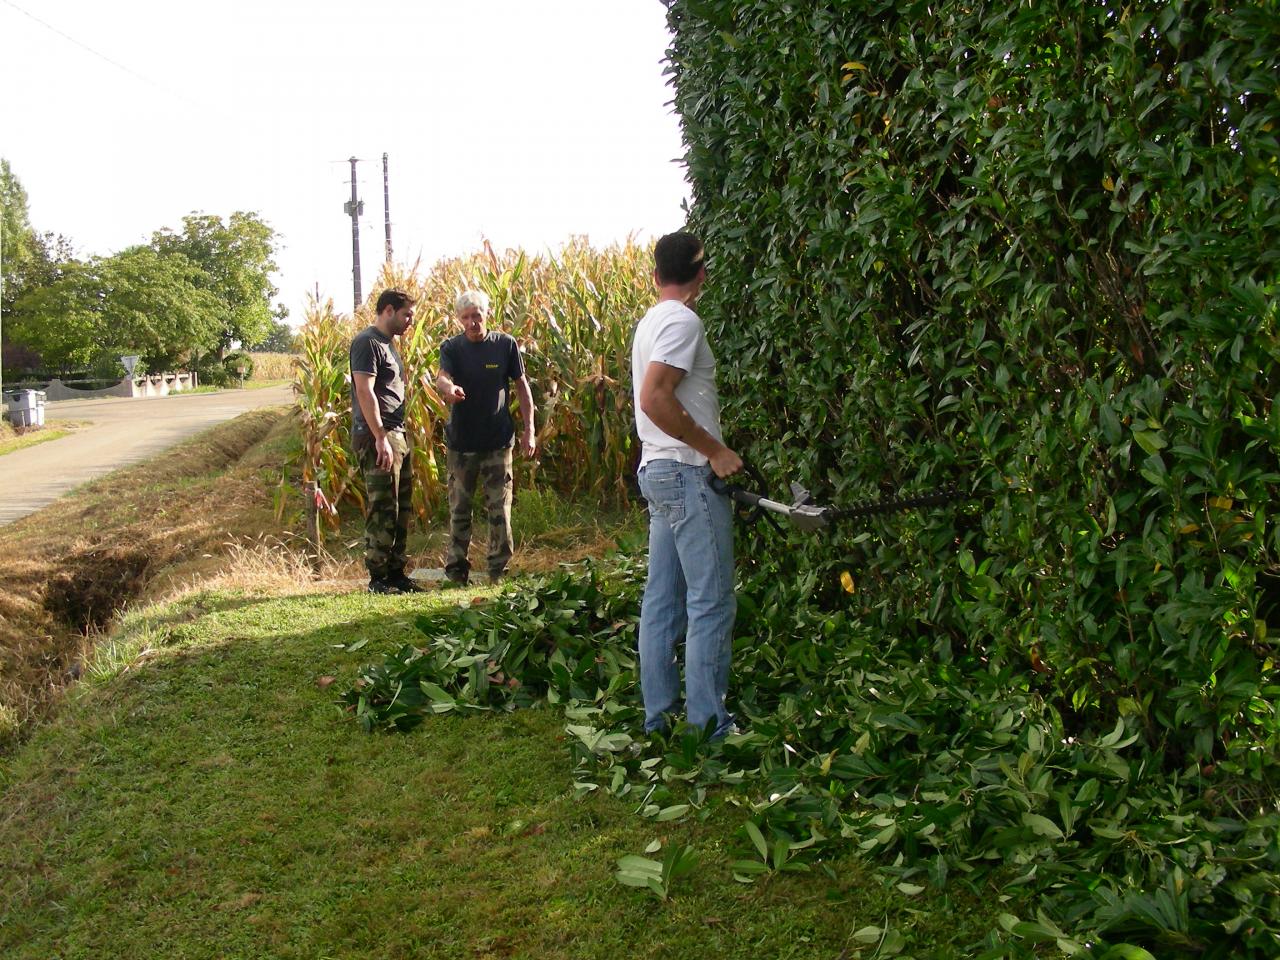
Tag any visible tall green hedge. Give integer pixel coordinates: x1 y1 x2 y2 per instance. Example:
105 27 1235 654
669 0 1277 768
666 0 1278 952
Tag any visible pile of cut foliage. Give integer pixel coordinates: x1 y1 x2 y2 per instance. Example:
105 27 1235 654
343 558 1278 958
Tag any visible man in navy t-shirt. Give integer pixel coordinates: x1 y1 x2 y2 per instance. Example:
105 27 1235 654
435 289 536 585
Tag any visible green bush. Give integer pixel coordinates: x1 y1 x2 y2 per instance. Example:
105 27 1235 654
669 0 1278 781
193 357 230 388
88 352 133 381
222 350 254 382
661 0 1278 954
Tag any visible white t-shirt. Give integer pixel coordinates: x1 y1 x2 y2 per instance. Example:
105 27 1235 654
631 299 723 468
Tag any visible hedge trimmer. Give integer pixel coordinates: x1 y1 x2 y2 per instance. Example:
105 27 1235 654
709 467 974 532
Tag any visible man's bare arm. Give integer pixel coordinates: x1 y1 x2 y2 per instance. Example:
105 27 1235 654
638 361 742 478
353 372 393 470
515 375 536 456
435 370 465 404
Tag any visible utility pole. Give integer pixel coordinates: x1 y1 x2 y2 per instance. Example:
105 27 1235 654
343 156 364 311
0 260 6 399
382 152 393 265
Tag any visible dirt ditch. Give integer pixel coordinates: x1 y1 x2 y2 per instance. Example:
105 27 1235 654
0 408 291 748
43 544 165 633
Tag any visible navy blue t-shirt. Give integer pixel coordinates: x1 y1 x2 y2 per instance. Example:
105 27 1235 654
439 332 525 452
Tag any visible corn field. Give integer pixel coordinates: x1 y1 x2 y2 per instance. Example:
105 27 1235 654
246 352 299 381
293 238 654 527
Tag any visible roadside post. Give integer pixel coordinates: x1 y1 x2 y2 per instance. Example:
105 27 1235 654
303 480 322 560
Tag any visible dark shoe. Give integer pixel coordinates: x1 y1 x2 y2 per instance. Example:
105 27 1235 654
368 578 403 595
387 572 426 593
441 573 469 588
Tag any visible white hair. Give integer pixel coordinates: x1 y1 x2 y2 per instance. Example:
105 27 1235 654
455 289 490 315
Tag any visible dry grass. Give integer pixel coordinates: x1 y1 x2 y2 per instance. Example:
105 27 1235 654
185 534 362 596
515 527 632 574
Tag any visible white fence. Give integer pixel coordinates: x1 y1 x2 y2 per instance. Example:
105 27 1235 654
41 372 199 402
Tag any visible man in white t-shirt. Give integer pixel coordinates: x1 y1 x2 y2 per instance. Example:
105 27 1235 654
631 231 744 738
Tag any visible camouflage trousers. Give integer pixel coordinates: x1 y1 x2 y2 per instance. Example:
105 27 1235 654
355 429 413 579
445 447 513 583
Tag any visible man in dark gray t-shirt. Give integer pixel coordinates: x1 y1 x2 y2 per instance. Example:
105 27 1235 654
350 329 406 433
434 289 536 585
350 288 423 595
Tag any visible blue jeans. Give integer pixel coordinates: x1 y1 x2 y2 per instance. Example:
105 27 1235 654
637 460 736 736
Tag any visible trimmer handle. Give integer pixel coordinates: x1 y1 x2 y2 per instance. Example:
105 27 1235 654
708 472 762 507
708 467 831 532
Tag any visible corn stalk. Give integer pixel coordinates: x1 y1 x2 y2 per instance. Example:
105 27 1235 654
294 239 653 526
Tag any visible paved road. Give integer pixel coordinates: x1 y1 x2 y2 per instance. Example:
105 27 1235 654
0 385 294 526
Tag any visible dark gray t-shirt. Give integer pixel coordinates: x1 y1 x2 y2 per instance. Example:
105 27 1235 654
350 326 406 432
439 332 525 452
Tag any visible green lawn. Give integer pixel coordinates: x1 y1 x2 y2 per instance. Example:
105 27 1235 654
0 584 1006 960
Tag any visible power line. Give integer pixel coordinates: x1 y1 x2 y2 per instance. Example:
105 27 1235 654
1 0 239 121
1 0 161 90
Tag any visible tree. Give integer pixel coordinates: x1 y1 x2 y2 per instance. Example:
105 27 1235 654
1 159 37 313
7 261 102 373
666 3 1279 953
150 212 279 358
9 247 223 374
246 316 298 353
4 172 276 376
96 246 225 369
2 159 38 390
3 160 82 377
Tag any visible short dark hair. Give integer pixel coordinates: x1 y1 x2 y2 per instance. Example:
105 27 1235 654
375 288 415 314
654 232 705 286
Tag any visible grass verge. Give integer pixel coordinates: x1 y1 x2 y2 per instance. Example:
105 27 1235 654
0 401 640 750
190 380 291 394
0 408 292 745
0 424 81 457
0 586 1007 959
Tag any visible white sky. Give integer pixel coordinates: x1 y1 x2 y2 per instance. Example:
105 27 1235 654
0 0 690 323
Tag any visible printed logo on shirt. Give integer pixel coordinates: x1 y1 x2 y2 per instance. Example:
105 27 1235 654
485 364 500 369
